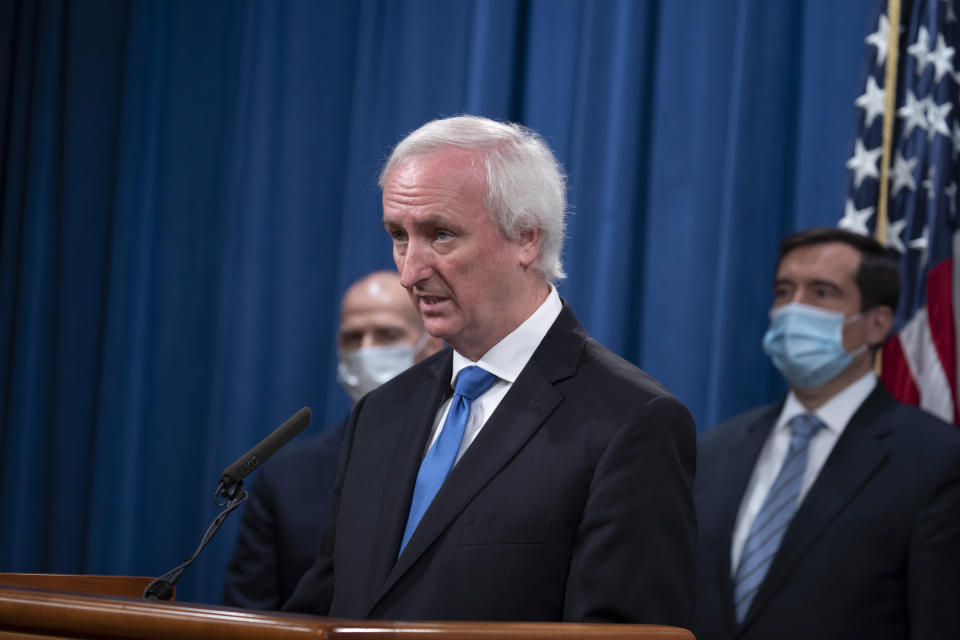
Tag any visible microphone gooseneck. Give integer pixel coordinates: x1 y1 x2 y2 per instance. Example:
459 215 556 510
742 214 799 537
143 407 313 601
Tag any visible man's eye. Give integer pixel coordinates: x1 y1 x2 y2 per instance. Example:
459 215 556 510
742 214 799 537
375 328 406 342
435 230 452 241
391 230 408 242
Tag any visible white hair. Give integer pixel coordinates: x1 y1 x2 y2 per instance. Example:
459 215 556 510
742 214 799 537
379 115 567 282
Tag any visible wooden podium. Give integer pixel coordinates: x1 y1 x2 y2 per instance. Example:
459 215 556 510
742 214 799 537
0 573 694 640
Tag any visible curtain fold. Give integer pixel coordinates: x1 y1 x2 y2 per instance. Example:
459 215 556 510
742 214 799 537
1 0 876 603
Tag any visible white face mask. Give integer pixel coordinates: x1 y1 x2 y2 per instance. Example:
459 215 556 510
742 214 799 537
336 333 429 403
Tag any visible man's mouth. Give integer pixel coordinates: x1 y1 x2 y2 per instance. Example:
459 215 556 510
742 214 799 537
418 295 449 311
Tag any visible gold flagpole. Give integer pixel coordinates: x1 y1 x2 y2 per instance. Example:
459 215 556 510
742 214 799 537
875 0 901 375
876 0 901 244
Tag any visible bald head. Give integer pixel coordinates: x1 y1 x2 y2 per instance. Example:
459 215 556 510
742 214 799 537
338 271 439 360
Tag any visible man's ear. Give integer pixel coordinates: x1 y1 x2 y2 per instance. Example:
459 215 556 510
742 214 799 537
517 227 543 269
866 305 894 346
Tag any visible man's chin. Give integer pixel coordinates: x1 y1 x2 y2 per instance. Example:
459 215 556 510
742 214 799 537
422 318 458 345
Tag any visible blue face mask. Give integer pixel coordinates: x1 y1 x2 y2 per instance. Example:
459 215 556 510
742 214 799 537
762 303 866 389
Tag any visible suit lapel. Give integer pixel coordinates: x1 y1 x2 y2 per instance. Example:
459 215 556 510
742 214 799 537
708 404 780 636
739 386 894 631
366 350 452 605
369 304 585 614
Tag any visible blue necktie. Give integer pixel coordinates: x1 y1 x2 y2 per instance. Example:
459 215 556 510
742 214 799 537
733 413 824 623
399 365 497 555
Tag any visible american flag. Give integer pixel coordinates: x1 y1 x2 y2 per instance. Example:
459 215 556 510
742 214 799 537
841 0 960 424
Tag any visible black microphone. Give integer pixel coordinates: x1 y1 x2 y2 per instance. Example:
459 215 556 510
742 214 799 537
217 406 312 500
143 407 312 601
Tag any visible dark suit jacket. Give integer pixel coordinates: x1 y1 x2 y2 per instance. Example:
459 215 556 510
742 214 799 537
221 423 346 610
694 384 960 640
284 303 697 625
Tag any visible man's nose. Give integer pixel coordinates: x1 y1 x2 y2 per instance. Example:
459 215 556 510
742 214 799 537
791 289 813 305
397 239 432 289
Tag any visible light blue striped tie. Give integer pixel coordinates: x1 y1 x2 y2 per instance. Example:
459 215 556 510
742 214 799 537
398 366 497 555
733 413 823 623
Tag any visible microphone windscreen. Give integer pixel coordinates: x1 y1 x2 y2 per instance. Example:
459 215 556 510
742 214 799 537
221 406 312 484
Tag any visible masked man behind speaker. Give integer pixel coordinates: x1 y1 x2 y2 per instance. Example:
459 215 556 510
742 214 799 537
694 227 960 640
222 270 441 610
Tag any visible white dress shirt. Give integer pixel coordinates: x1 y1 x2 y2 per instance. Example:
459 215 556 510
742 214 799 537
730 371 877 573
424 285 562 464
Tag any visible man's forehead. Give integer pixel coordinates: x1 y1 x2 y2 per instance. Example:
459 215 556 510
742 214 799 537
776 242 861 282
385 149 485 192
344 273 402 304
342 275 419 322
340 307 417 331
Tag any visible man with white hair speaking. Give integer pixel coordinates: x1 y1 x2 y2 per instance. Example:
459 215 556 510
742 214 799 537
284 116 696 626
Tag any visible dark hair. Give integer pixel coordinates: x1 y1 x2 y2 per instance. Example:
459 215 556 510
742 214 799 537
778 227 900 312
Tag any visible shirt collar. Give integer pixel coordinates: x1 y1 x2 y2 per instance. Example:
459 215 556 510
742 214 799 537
775 370 877 435
450 285 562 386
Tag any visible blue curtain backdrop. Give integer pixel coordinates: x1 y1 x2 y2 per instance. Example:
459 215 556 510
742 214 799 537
1 0 877 603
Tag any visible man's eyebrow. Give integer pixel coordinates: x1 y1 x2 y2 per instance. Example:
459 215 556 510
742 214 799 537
374 325 409 333
773 276 843 291
383 215 455 229
810 278 843 291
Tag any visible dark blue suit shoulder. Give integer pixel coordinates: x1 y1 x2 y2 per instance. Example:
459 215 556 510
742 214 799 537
578 338 680 403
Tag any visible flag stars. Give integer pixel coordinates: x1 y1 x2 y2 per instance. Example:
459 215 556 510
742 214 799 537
898 90 929 136
927 32 956 83
846 139 882 187
908 26 932 75
839 199 875 236
855 76 886 127
885 217 909 253
909 27 957 83
866 15 891 66
891 152 918 197
848 13 956 271
926 99 953 139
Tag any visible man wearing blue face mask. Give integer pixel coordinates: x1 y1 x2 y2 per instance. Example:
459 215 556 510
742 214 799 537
222 271 441 610
694 227 960 640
